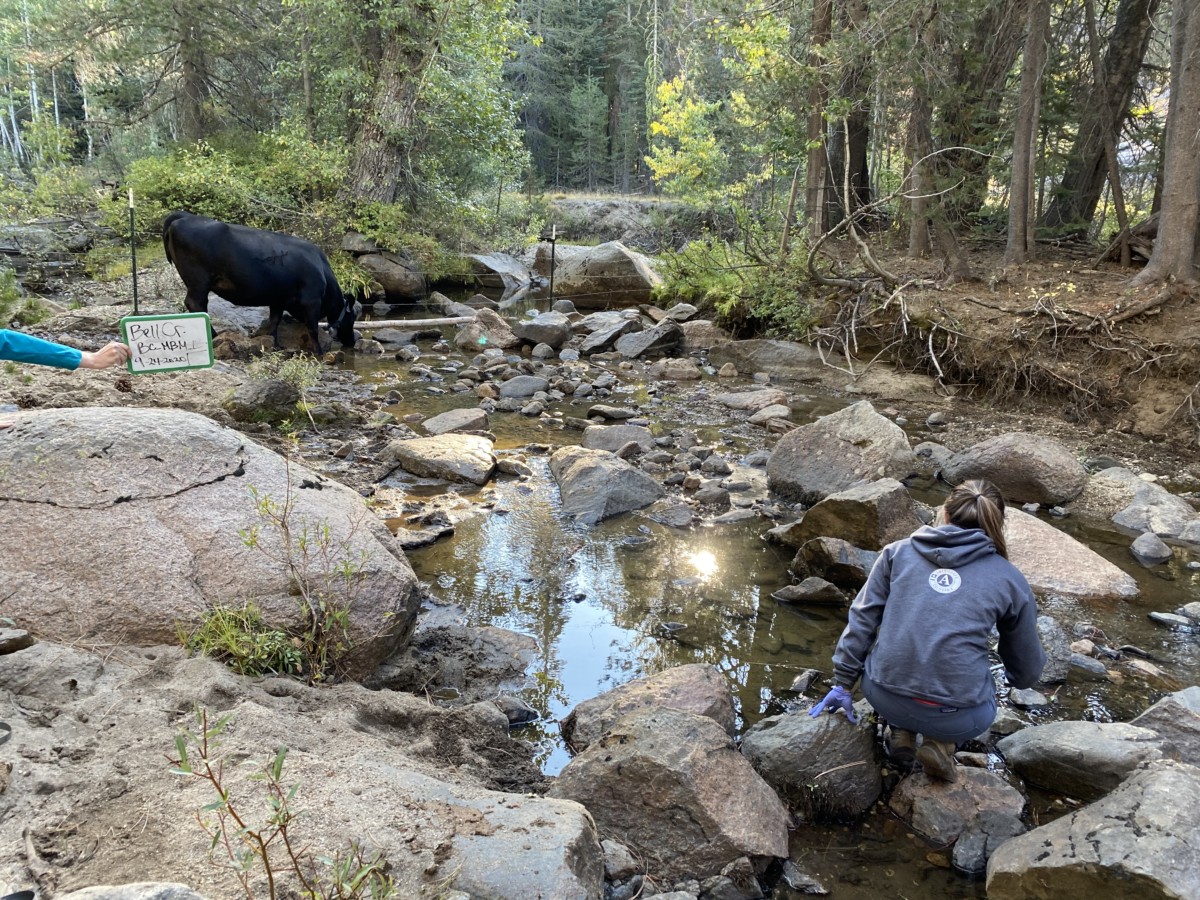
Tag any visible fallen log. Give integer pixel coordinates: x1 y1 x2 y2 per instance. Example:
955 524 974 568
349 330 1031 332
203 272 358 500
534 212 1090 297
354 316 475 330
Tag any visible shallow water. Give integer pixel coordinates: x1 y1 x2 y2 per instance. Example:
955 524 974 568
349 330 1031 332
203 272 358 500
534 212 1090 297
352 297 1199 895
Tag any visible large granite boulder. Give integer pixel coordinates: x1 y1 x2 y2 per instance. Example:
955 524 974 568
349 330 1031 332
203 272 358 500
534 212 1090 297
740 711 881 820
996 721 1173 801
381 434 497 485
454 308 520 351
561 663 736 753
940 433 1088 504
987 760 1200 899
0 643 600 898
549 446 665 525
890 769 1027 845
546 241 663 309
0 408 419 679
513 311 572 349
707 340 835 381
547 707 789 882
356 250 427 302
1130 686 1200 765
770 479 923 551
1005 508 1140 600
1076 466 1200 543
766 401 913 504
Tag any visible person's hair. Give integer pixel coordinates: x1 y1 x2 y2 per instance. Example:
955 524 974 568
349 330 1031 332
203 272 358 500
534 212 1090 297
943 478 1008 558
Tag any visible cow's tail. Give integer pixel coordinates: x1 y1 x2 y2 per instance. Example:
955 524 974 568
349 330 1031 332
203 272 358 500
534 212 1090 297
161 210 189 263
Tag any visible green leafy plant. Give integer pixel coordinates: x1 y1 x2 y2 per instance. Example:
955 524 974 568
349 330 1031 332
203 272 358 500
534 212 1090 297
171 707 396 900
178 603 303 677
237 479 373 684
247 351 323 392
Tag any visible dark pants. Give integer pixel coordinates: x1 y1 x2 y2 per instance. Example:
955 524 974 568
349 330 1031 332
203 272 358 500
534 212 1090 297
862 672 996 743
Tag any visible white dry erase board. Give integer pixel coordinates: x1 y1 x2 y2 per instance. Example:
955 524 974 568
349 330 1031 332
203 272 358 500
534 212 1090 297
120 313 215 374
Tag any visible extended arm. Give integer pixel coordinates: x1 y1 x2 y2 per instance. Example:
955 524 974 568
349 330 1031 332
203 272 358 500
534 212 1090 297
0 328 83 369
832 549 894 689
997 585 1047 689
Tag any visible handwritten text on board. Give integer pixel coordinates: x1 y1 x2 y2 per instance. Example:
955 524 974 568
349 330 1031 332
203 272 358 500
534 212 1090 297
121 313 214 373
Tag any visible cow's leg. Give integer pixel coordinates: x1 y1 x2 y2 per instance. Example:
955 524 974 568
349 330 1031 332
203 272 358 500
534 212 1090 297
266 307 286 350
305 310 325 355
183 289 216 341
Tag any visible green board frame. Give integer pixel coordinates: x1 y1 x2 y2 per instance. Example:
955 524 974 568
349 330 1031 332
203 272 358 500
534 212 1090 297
120 312 215 374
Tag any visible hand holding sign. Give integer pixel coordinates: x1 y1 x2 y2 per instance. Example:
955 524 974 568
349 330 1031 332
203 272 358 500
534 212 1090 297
79 341 132 369
120 313 214 373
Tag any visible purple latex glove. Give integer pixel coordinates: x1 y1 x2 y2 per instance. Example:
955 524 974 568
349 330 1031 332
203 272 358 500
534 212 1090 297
809 685 858 723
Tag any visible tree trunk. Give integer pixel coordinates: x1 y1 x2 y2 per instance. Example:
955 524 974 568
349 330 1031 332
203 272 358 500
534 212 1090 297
804 0 832 237
939 0 1032 225
1040 0 1160 232
177 13 214 143
1004 0 1051 265
341 4 441 206
906 3 938 257
825 0 872 226
1133 0 1200 285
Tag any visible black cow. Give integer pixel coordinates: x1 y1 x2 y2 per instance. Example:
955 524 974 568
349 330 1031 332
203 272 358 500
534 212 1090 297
162 211 357 353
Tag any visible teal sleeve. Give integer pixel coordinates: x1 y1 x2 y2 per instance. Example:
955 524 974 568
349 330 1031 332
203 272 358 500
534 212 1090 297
0 329 82 369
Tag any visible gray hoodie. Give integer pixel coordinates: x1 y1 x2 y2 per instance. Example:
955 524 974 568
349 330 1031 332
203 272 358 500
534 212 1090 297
832 524 1046 707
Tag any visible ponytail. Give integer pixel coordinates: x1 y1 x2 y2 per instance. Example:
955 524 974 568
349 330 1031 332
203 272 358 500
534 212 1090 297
943 478 1008 558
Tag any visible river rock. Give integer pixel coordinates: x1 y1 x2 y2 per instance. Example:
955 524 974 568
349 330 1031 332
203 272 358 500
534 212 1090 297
222 377 300 424
548 240 663 308
1036 615 1073 683
428 290 477 317
649 357 703 380
1075 466 1200 543
1130 686 1200 764
580 317 642 354
996 721 1172 801
0 408 419 680
0 643 598 898
770 479 923 551
615 320 684 359
513 311 572 349
640 499 697 528
716 388 790 412
986 760 1200 899
466 251 532 294
549 446 665 525
741 710 881 821
382 433 497 485
422 407 489 436
766 401 913 504
497 374 550 398
561 663 736 753
889 769 1026 844
791 538 880 590
1130 530 1173 564
1005 507 1139 600
582 423 655 453
680 319 733 351
547 707 789 882
770 577 848 606
940 433 1088 504
951 810 1027 876
357 250 427 301
707 340 833 381
454 308 520 351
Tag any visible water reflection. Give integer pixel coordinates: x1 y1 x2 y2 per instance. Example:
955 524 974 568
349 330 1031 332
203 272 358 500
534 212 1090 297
364 296 1198 897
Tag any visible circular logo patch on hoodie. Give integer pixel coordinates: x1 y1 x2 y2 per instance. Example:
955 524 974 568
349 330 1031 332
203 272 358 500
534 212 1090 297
929 568 961 594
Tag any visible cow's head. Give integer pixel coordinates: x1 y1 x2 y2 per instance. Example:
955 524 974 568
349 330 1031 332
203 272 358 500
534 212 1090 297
328 295 358 349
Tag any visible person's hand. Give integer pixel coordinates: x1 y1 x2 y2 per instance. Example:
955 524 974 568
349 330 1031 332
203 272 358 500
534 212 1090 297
79 341 131 370
809 685 858 723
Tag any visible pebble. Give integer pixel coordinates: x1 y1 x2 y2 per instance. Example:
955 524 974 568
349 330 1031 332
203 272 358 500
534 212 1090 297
1009 687 1050 708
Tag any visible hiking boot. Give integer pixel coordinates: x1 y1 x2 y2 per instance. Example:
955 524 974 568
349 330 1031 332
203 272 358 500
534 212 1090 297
885 727 917 769
916 738 959 782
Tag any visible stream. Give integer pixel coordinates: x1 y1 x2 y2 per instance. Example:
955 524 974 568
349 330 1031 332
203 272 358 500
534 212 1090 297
343 291 1198 897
